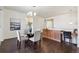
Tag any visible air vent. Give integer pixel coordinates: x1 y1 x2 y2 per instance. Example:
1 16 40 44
32 6 39 7
33 6 36 7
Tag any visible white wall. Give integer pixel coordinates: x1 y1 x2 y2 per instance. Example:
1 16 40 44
77 7 79 47
53 13 77 31
33 16 44 32
2 8 44 40
3 9 28 39
0 10 4 42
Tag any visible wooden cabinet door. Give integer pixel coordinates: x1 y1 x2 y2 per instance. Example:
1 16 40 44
42 29 60 42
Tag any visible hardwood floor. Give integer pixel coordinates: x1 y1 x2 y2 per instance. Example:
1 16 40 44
0 38 79 53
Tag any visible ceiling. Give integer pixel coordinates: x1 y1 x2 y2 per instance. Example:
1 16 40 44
4 6 77 18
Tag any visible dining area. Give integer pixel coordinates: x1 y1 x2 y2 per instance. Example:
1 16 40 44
0 6 79 53
0 28 78 53
16 29 42 51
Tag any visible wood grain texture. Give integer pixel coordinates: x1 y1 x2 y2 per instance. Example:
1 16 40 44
42 29 61 42
0 37 78 53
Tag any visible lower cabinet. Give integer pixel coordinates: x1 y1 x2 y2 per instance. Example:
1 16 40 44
42 29 61 42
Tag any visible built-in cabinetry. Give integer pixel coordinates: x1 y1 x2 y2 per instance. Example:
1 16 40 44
42 29 61 42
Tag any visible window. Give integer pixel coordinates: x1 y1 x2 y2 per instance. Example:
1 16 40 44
45 19 53 29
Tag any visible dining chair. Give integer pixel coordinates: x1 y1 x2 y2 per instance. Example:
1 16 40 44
16 31 21 49
17 30 29 49
29 31 41 49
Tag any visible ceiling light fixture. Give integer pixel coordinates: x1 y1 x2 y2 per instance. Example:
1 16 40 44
34 12 36 16
69 22 73 25
32 6 39 7
27 11 36 16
